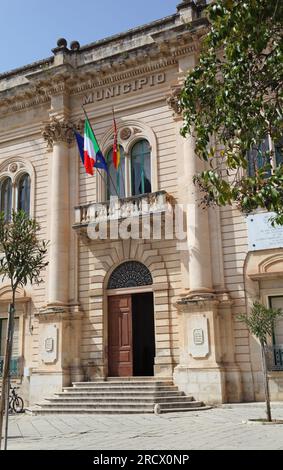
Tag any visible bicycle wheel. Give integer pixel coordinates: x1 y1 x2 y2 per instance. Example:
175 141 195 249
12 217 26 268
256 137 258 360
12 396 24 413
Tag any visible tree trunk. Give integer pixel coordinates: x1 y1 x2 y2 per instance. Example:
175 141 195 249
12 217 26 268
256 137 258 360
261 342 272 422
0 294 16 450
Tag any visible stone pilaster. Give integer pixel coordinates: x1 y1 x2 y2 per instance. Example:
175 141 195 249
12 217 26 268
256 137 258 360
168 61 242 404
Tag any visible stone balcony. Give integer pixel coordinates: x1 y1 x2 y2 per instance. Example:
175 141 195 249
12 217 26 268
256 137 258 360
73 191 175 239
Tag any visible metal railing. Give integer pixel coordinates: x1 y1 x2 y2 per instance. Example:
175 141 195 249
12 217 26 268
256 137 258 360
265 345 283 371
0 356 21 377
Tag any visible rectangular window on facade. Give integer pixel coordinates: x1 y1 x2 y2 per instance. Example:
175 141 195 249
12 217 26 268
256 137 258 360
247 137 282 177
0 318 19 356
270 296 283 345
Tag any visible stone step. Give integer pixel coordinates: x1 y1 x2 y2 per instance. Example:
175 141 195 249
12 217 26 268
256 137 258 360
72 382 173 388
28 402 210 415
159 406 212 414
73 377 171 383
56 390 186 398
30 378 208 415
45 395 194 404
26 408 157 415
37 402 156 410
158 401 204 409
64 385 178 392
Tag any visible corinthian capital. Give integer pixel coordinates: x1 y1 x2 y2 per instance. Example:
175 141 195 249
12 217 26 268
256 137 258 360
42 117 75 148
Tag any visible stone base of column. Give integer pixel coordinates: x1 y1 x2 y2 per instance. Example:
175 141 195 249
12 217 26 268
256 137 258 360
173 365 226 404
174 294 243 404
30 305 84 404
173 364 243 404
154 357 175 377
224 364 243 403
29 369 72 406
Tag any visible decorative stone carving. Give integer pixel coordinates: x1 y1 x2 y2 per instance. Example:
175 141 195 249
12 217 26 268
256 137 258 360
167 86 182 116
133 127 142 135
73 190 172 230
120 127 132 141
8 163 18 173
42 117 75 148
108 261 153 289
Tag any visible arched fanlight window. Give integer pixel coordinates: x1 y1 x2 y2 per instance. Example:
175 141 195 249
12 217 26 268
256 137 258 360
108 261 153 289
0 177 12 221
131 140 151 196
17 173 31 216
107 146 126 199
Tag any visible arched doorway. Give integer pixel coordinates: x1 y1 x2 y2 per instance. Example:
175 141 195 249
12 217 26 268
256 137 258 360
107 261 155 377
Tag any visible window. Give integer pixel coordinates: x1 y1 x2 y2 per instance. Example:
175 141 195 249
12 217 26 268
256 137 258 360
248 137 283 177
0 168 31 221
17 173 31 216
131 140 152 196
107 146 126 199
0 318 19 356
275 138 283 167
99 122 156 203
270 296 283 345
0 177 12 221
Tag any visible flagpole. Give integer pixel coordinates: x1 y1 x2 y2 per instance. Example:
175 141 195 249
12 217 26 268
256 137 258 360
81 105 120 198
112 106 126 198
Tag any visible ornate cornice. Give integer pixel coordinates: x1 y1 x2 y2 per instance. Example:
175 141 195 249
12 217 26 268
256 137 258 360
0 36 199 116
42 117 83 148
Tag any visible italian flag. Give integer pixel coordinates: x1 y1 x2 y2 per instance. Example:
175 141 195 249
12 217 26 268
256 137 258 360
84 118 100 175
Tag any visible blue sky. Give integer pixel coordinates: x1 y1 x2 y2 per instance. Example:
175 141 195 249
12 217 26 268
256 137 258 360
1 0 179 74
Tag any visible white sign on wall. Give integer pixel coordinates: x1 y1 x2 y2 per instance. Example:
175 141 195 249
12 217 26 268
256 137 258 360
247 212 283 251
40 324 58 364
188 316 209 358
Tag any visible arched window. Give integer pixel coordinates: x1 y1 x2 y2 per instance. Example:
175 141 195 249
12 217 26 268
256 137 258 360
17 173 31 216
108 261 153 289
0 177 12 221
107 146 126 199
131 140 151 196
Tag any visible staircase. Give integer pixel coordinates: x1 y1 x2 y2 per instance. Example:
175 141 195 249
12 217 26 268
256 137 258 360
27 377 210 415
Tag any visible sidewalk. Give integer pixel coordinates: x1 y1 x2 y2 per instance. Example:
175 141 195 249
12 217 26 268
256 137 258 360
5 404 283 450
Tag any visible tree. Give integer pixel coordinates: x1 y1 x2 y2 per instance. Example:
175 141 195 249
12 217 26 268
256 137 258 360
239 302 283 422
180 0 283 225
0 211 48 450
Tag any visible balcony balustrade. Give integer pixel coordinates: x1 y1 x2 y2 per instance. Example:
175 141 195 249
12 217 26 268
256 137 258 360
73 191 174 238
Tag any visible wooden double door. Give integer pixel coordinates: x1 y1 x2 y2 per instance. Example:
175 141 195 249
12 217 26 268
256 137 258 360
108 293 155 377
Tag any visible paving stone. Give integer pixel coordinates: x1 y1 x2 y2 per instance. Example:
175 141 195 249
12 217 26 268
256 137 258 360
5 404 283 450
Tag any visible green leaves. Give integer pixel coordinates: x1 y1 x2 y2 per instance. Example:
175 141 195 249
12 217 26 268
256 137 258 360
181 0 283 223
0 210 49 290
238 302 283 345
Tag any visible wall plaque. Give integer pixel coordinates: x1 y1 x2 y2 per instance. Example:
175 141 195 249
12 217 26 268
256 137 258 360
193 328 204 346
247 212 283 251
45 337 54 353
188 316 209 358
40 325 58 364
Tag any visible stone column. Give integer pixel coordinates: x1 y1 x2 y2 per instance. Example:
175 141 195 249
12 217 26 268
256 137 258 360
29 118 84 406
42 117 74 306
184 134 214 296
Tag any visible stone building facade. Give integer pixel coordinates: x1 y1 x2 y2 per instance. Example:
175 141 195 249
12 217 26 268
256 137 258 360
0 0 282 406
